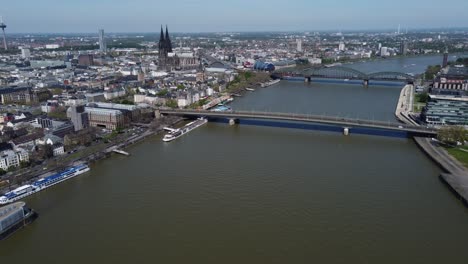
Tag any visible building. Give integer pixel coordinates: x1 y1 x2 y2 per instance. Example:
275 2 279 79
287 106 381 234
78 54 94 66
400 40 408 56
158 25 180 71
0 87 52 105
296 39 303 52
66 105 89 132
433 66 468 91
443 47 449 68
21 48 31 60
88 102 141 122
421 95 468 126
98 29 107 53
45 44 60 49
338 41 345 51
85 107 127 130
0 148 29 171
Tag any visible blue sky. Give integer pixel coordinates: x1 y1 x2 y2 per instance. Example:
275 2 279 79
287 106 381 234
1 0 467 33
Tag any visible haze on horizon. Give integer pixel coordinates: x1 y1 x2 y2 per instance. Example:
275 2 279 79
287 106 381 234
1 0 467 33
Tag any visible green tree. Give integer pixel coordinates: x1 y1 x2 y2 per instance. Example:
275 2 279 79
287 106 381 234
166 99 178 108
177 84 185 90
425 65 442 80
417 92 429 103
157 89 169 96
437 126 467 145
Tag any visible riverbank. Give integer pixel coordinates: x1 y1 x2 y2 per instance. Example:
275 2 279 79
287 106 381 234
414 137 468 205
0 116 183 194
395 84 419 125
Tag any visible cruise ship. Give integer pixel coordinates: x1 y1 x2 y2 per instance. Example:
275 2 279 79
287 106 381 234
163 118 208 142
0 164 90 205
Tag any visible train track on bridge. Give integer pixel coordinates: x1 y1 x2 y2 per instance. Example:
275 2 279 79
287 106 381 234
158 109 437 136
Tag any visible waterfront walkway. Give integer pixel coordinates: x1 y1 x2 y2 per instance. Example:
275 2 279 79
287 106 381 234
414 137 468 204
395 85 419 126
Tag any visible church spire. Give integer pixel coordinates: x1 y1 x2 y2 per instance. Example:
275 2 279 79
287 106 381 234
165 25 172 52
160 25 165 42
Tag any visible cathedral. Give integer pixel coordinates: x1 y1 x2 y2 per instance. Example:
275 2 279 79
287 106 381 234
158 25 180 71
158 25 199 72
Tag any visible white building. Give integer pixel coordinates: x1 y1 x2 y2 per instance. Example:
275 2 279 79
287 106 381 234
338 42 346 51
52 144 65 157
0 149 29 171
21 48 31 59
45 44 60 49
296 39 303 52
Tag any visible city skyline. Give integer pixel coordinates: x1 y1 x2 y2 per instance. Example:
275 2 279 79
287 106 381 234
1 0 468 33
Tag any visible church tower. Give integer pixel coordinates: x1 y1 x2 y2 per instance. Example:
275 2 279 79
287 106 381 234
158 24 179 71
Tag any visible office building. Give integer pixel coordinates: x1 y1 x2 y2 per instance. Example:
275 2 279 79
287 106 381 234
400 41 408 56
296 39 302 52
21 48 31 60
66 105 89 132
98 29 107 53
422 95 468 126
85 107 127 130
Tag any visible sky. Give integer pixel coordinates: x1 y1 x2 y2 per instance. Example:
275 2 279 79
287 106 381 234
1 0 468 33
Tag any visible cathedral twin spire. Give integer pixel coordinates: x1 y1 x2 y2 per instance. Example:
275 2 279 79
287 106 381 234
159 25 172 53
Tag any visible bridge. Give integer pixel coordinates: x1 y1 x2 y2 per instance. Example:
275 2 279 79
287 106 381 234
158 109 437 137
273 66 415 85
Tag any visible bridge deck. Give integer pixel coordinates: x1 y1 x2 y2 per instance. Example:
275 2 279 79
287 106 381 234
159 109 436 135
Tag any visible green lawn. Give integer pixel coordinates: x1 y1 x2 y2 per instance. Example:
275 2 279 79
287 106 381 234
446 147 468 168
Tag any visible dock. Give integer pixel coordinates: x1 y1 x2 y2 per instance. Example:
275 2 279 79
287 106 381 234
414 137 468 205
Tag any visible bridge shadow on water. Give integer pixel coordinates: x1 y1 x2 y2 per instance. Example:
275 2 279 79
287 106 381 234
208 117 409 139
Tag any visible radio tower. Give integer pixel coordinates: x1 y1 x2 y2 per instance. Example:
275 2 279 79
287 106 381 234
0 16 7 50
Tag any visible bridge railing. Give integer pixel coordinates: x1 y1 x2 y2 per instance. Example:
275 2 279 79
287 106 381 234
159 109 437 133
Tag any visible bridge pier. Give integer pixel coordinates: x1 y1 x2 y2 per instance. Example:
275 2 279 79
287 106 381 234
343 127 350 136
155 109 161 119
229 118 238 126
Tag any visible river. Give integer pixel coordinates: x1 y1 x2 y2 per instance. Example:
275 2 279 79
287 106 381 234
1 54 468 263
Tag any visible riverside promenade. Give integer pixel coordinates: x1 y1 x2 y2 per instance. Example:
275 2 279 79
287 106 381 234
414 137 468 205
395 84 419 126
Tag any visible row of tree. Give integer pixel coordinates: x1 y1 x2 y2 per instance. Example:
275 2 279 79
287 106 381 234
437 126 467 146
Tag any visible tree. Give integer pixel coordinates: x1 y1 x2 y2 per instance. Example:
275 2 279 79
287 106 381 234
424 65 442 80
48 106 68 120
157 89 169 96
177 84 185 90
166 99 178 108
437 126 467 145
417 92 429 103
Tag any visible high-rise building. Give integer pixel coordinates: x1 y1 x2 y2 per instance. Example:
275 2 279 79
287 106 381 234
21 48 31 59
98 29 106 53
66 105 89 132
399 40 408 56
296 39 302 52
338 41 345 51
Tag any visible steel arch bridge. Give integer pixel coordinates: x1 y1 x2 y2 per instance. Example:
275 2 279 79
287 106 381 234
273 66 415 82
302 66 368 80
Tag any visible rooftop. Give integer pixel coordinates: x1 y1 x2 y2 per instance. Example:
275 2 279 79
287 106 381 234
0 202 26 223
